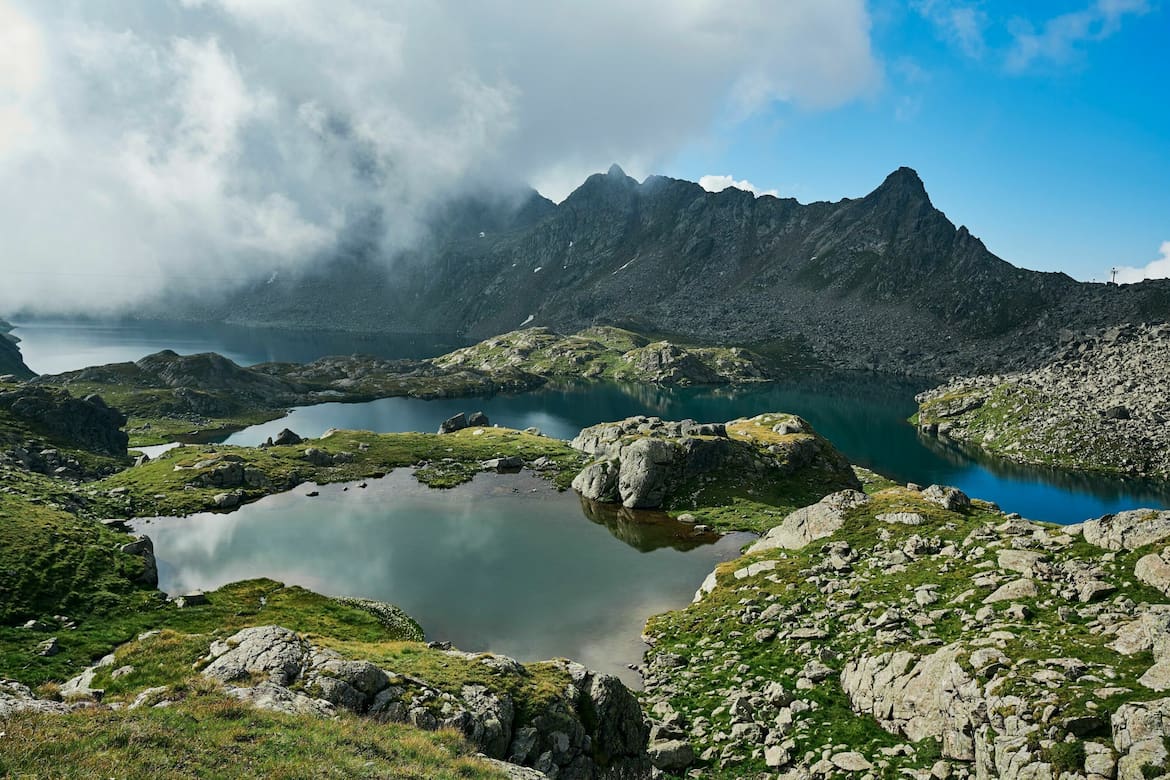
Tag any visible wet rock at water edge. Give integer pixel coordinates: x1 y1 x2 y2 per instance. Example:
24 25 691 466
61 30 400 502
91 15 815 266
439 413 468 434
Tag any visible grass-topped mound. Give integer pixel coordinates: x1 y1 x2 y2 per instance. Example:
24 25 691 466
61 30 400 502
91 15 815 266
569 412 861 534
94 426 586 517
0 685 509 780
434 325 773 386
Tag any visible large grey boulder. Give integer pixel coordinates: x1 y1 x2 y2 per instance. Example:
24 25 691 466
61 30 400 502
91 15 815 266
840 643 981 761
1137 552 1170 596
203 626 310 686
748 490 870 552
119 535 158 587
1083 509 1170 551
921 484 971 512
439 413 469 434
613 437 681 509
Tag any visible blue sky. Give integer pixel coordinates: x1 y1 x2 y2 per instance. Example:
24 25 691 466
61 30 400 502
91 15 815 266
1 1 1165 313
669 1 1168 282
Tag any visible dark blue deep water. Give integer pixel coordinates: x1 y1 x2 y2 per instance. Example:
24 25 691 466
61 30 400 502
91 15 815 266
15 319 1170 525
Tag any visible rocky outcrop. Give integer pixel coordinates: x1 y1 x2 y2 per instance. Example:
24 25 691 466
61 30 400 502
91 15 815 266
0 386 128 457
0 320 34 380
748 490 870 552
1082 509 1170 551
641 485 1170 779
841 644 983 760
0 680 78 716
201 626 650 780
917 323 1170 478
569 413 857 511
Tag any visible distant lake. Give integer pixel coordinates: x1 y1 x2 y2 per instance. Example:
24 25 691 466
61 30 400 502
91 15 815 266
10 318 468 375
221 377 1170 526
16 318 1170 523
135 471 751 686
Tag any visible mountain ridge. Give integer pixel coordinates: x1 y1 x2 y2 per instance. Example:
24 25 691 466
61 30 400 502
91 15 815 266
149 167 1169 376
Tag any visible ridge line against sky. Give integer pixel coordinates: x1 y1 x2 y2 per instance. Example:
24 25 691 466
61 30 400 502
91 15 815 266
0 0 1166 314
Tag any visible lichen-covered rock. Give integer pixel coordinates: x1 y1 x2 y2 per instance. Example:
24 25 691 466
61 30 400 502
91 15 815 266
203 626 310 686
1083 509 1170 551
841 643 982 761
748 490 870 552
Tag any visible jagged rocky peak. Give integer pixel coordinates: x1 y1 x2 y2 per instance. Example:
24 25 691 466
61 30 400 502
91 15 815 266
860 165 934 211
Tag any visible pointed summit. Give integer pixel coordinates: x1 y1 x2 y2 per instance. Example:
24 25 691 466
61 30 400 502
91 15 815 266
606 163 627 178
865 166 932 207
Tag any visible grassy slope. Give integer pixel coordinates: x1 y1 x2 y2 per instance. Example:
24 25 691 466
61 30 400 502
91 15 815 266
643 484 1168 777
0 686 507 779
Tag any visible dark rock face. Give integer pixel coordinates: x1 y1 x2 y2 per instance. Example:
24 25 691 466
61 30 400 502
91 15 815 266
151 167 1170 376
200 625 651 780
439 412 468 434
0 386 128 456
0 320 34 380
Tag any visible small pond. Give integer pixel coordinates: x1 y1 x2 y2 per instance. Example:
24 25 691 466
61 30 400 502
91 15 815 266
135 470 752 686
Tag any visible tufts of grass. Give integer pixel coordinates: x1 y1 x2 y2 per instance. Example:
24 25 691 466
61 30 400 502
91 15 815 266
0 684 509 780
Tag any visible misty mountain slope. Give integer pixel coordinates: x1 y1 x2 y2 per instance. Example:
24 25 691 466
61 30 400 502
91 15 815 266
166 167 1170 375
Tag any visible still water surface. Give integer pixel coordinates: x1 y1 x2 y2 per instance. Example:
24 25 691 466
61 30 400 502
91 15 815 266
16 319 1170 523
21 318 1170 676
134 471 750 685
10 318 465 375
222 378 1170 525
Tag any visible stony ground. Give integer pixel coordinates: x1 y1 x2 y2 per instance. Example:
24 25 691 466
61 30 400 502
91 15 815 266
640 481 1170 779
916 322 1170 479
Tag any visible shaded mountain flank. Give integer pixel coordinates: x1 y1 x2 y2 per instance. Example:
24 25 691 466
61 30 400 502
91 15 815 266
0 320 34 381
156 167 1170 376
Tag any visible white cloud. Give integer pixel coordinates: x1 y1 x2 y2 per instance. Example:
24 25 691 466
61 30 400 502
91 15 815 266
0 0 46 155
914 0 989 59
0 0 879 315
1114 242 1170 284
699 174 779 198
1006 0 1149 72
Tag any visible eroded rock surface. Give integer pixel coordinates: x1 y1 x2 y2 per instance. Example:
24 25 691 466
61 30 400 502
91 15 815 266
201 626 650 780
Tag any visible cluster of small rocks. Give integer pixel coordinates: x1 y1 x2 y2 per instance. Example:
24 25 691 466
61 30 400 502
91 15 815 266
917 323 1170 478
0 441 91 479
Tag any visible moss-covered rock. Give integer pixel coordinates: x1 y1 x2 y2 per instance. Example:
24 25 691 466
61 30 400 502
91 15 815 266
569 412 860 534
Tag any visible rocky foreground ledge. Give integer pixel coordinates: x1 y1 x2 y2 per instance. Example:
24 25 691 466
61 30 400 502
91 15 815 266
642 482 1170 779
916 323 1170 479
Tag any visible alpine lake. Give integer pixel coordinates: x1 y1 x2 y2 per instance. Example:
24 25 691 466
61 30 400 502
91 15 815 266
13 318 1170 684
